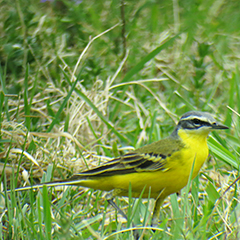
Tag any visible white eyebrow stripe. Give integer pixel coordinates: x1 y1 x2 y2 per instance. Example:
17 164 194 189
181 115 210 122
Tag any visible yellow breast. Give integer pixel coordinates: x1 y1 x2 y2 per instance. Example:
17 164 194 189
80 129 210 199
177 128 209 179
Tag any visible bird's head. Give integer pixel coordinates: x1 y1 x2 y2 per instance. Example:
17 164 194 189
174 111 229 136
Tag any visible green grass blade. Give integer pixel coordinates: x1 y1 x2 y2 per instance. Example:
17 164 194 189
42 185 52 240
47 75 79 132
123 34 180 85
208 136 239 169
75 88 129 143
24 64 30 129
225 72 236 127
86 116 111 156
205 181 220 204
174 90 196 110
110 33 180 121
170 193 182 238
36 194 43 236
232 66 240 114
191 176 200 227
0 65 9 121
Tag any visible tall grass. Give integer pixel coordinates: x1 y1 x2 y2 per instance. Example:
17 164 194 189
0 0 239 239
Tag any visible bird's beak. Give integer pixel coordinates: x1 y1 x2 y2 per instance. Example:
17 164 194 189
212 122 229 130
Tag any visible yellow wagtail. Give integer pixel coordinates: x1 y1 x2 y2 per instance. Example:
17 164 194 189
7 111 229 225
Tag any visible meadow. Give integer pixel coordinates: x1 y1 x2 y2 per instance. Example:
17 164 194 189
0 0 239 239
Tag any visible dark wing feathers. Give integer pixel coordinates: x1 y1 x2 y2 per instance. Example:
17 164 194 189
75 153 166 177
73 136 184 177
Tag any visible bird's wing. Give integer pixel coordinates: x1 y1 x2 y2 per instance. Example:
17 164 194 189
72 137 184 178
8 137 184 191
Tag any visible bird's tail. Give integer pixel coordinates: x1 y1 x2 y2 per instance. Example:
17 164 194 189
6 174 86 193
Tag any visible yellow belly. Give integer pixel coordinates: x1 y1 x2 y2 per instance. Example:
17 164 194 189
80 132 209 199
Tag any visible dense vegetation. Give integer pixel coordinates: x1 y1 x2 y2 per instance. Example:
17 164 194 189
0 0 239 239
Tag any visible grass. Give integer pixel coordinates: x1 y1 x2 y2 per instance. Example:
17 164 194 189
0 0 240 239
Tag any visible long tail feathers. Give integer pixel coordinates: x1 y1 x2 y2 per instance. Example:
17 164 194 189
6 176 85 193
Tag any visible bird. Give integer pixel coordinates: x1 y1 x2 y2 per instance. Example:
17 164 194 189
6 111 229 227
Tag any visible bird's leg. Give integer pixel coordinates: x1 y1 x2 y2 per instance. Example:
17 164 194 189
151 189 165 227
107 198 128 221
106 189 140 240
106 188 130 221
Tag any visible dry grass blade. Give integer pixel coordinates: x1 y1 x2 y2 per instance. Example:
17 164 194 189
29 132 84 150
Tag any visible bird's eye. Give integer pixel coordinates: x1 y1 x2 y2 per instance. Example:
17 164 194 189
192 119 202 125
